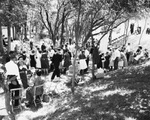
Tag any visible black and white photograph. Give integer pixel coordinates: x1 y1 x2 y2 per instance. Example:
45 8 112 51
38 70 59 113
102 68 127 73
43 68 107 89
0 0 150 120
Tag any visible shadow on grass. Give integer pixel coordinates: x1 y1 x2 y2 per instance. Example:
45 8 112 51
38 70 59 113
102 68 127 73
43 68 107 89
34 65 150 120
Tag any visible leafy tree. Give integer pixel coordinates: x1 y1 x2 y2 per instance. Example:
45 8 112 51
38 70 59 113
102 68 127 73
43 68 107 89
68 0 149 93
28 0 72 45
0 0 31 52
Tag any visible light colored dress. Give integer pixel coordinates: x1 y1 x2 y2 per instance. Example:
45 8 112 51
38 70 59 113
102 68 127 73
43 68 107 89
36 52 41 69
79 53 87 70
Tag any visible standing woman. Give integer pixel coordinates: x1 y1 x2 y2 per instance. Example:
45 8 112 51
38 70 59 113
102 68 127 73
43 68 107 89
36 48 42 69
79 50 87 75
120 50 128 68
63 49 72 71
30 50 36 69
41 49 49 75
18 56 29 89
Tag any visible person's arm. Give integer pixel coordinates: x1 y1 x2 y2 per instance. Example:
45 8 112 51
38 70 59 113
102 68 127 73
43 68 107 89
14 64 23 86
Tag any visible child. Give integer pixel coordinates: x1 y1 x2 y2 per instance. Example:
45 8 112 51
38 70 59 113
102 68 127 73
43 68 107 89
25 70 44 107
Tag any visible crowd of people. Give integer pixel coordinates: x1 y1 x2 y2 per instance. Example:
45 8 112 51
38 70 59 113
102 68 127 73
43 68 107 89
92 43 149 72
0 37 149 109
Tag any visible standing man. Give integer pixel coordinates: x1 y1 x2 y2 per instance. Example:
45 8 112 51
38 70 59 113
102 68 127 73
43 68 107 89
125 43 131 63
51 48 62 81
5 52 22 86
5 52 22 108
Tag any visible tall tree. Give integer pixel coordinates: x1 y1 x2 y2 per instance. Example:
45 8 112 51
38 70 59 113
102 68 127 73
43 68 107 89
28 0 71 46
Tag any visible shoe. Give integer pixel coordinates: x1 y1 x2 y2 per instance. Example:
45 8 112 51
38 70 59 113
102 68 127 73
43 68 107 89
25 102 34 108
25 103 32 108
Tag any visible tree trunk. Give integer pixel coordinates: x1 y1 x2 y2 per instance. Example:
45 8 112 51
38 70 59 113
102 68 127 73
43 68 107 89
0 74 15 120
72 0 81 95
139 18 147 45
7 22 11 53
124 19 129 45
52 34 56 46
14 25 20 40
108 29 113 45
24 22 28 41
91 35 95 80
0 20 4 55
60 8 65 47
12 26 15 40
71 50 77 95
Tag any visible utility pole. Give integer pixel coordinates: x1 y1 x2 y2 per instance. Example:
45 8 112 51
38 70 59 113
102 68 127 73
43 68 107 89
0 3 4 55
7 0 12 53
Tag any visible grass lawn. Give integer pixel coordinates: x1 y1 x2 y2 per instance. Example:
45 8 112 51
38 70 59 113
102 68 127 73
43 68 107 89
16 61 150 120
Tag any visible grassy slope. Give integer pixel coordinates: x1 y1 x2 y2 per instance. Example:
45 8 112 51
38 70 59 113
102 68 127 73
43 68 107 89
20 62 150 120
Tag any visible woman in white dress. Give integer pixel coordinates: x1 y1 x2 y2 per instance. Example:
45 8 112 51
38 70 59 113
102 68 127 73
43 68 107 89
78 50 87 75
36 48 42 69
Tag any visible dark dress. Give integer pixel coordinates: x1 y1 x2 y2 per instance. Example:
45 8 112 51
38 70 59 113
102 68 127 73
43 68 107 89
97 54 104 68
51 53 62 80
104 55 110 69
30 54 36 68
41 52 49 69
91 46 100 64
19 66 29 89
63 52 71 70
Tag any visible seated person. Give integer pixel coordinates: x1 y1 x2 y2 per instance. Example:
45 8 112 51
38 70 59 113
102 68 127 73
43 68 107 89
8 75 21 107
134 45 142 57
144 49 149 59
25 70 44 107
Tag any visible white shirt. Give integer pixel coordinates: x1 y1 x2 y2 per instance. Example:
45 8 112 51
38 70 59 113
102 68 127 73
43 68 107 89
111 51 116 61
114 49 121 59
85 49 89 58
126 45 131 53
49 49 55 58
5 60 20 80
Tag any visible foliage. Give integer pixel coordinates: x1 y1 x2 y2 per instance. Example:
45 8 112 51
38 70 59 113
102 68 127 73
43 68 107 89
67 0 149 47
0 0 30 26
27 0 72 45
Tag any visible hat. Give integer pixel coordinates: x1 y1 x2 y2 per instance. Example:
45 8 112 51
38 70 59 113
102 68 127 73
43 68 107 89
10 53 16 60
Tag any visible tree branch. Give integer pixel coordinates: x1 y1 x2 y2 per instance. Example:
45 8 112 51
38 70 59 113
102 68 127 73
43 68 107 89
39 7 49 32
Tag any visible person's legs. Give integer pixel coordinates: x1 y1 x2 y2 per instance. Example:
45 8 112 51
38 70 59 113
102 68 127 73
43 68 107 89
56 67 60 77
114 57 119 70
51 69 56 81
26 87 34 105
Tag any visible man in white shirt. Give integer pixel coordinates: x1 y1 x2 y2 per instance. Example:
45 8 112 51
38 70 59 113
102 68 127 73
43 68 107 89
5 52 22 107
5 52 22 86
125 43 131 62
48 46 55 59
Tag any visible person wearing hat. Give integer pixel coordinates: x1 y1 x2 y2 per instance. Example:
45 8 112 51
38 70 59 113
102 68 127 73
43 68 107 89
5 52 22 85
5 51 22 107
125 43 131 62
41 49 49 75
25 70 44 107
78 50 87 75
51 48 62 81
18 56 29 89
